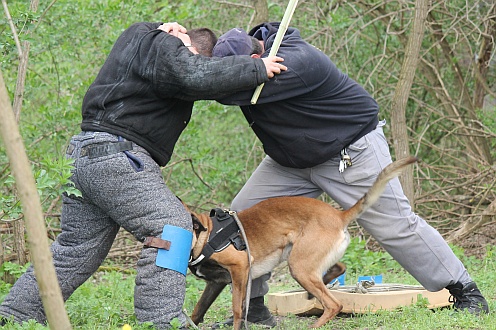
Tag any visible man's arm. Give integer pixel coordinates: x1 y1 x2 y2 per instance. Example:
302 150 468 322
157 23 286 78
148 31 286 101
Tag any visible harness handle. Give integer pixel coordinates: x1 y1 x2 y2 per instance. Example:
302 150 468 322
229 210 252 329
210 208 230 221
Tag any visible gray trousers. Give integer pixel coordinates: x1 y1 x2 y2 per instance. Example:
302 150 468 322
231 121 471 298
0 131 190 329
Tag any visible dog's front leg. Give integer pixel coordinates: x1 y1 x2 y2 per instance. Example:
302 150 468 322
228 257 251 330
191 281 227 325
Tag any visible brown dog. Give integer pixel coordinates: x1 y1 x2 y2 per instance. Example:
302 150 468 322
187 156 418 329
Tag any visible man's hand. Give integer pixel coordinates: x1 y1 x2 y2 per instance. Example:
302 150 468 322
262 56 287 78
158 22 187 36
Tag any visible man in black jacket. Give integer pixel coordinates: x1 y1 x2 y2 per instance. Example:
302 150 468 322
0 22 285 329
212 23 489 327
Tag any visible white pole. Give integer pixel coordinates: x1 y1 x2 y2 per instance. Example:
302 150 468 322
250 0 299 104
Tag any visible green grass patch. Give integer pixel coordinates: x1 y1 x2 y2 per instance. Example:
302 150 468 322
1 242 493 329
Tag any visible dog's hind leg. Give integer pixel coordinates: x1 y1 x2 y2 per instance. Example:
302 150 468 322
311 289 342 328
191 281 227 325
288 245 343 328
307 262 346 300
322 262 346 285
290 267 343 328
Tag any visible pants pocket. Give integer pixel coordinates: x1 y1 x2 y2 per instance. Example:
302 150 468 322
124 150 145 172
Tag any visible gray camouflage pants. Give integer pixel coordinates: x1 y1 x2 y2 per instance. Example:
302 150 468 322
0 131 190 329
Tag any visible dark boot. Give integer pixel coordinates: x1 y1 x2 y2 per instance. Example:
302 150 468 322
213 296 277 328
447 281 489 315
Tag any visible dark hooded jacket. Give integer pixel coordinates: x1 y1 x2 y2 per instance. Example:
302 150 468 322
218 22 379 169
81 22 269 166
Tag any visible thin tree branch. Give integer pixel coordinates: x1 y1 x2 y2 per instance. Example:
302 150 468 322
2 0 23 57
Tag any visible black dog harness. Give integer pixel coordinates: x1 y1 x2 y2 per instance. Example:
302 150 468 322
189 208 246 267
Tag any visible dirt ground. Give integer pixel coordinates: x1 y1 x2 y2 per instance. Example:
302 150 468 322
454 222 496 258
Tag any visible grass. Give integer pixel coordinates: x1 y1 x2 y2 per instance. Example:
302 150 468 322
0 243 494 329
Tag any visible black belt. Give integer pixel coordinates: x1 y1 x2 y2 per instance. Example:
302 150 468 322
80 141 133 159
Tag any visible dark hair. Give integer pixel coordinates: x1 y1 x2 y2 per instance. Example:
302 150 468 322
250 37 263 56
187 28 218 57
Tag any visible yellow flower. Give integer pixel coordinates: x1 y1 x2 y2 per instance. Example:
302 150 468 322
122 324 132 330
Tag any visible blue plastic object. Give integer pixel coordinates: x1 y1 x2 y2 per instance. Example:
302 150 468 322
330 273 346 286
358 274 383 283
156 225 192 275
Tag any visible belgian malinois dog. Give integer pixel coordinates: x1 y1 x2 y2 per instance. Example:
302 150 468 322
187 156 418 329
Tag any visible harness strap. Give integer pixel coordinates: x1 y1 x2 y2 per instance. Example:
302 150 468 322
230 211 252 328
143 236 171 250
189 208 246 267
208 220 244 251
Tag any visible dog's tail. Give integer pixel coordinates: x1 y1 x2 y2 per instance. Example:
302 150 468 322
341 156 418 225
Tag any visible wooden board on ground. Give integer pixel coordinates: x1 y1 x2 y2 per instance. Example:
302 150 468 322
267 284 452 316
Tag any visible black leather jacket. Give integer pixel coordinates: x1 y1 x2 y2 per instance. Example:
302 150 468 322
81 22 268 166
219 22 379 168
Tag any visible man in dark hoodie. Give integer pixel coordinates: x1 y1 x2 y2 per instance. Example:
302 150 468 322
0 22 286 329
212 23 489 328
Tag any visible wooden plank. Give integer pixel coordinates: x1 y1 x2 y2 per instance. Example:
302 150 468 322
267 285 452 315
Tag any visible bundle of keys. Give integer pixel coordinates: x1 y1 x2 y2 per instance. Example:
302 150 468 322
339 148 353 173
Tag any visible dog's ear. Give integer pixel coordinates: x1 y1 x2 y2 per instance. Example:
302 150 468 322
192 214 207 232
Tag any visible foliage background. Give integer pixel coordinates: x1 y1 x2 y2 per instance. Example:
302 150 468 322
0 0 496 329
0 0 495 329
2 0 494 255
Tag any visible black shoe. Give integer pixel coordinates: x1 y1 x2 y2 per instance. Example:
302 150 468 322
447 281 489 315
0 316 10 326
0 318 10 326
213 296 277 328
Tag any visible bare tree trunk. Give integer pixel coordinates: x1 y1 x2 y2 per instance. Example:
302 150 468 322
0 219 3 267
2 0 35 266
252 0 268 25
474 4 495 110
13 218 28 265
0 71 72 329
390 0 429 205
13 41 29 122
10 0 38 120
